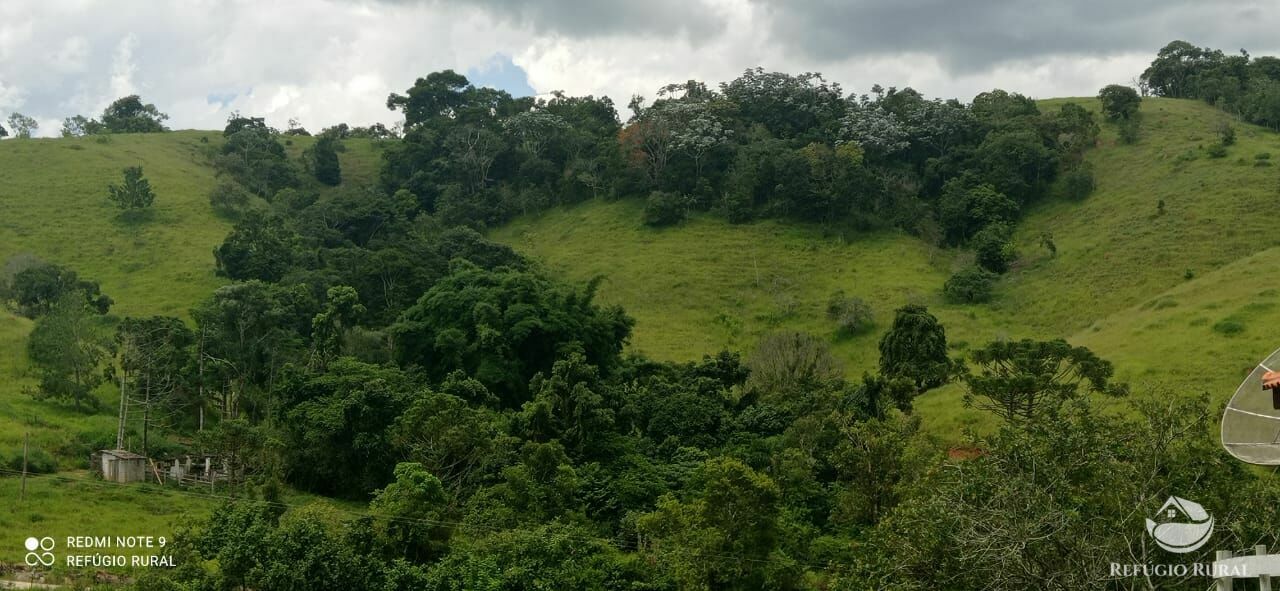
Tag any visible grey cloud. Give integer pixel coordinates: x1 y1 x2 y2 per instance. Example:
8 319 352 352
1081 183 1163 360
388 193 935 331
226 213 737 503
379 0 727 39
748 0 1280 72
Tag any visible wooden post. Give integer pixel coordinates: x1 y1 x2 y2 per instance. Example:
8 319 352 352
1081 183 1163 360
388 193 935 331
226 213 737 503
20 432 28 502
1218 550 1234 591
1259 545 1272 591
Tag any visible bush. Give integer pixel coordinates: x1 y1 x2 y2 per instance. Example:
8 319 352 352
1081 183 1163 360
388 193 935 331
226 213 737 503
1117 119 1140 144
1060 164 1095 201
826 291 874 336
1217 121 1236 146
1207 142 1228 158
1213 319 1245 336
944 267 997 304
209 181 252 218
643 191 687 227
3 447 58 474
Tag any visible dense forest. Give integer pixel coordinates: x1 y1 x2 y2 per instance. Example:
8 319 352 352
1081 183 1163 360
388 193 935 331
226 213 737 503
5 40 1280 590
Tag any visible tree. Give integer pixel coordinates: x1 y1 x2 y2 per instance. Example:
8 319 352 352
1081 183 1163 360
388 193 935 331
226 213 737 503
369 463 451 562
636 457 794 590
878 304 951 391
61 115 104 137
1097 84 1141 121
106 166 156 212
308 285 365 370
944 267 997 304
114 316 194 455
642 191 686 227
516 349 613 457
391 262 633 404
6 263 111 317
7 113 37 138
100 95 169 133
27 295 109 410
745 331 843 400
962 339 1126 423
937 179 1018 245
972 222 1016 274
310 134 342 186
213 215 300 282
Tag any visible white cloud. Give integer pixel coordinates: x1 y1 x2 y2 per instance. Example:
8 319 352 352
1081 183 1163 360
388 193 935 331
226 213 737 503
0 0 1253 137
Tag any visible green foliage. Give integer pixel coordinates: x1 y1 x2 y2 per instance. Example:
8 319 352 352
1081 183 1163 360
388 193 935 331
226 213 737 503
1117 118 1141 144
2 261 112 317
972 223 1016 274
636 456 793 590
6 113 37 138
369 462 450 562
1059 163 1095 201
962 339 1125 423
99 95 169 134
1217 121 1237 145
1207 142 1229 158
310 134 342 186
878 304 951 392
217 119 297 197
943 267 996 304
106 166 156 211
392 262 633 404
3 446 57 474
643 190 687 227
26 295 109 410
825 290 874 336
1097 84 1141 121
938 178 1018 245
208 181 254 218
213 215 300 281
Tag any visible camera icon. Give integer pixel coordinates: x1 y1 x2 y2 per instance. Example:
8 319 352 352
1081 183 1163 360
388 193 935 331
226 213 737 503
24 536 55 567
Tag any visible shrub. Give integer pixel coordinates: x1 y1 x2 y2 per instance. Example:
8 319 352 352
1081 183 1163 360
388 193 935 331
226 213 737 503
972 224 1016 274
944 267 997 303
1256 152 1272 160
1117 119 1140 144
643 191 687 227
1213 319 1245 336
209 181 252 218
1060 164 1096 201
4 447 57 474
826 291 874 336
1207 142 1228 158
1217 121 1236 146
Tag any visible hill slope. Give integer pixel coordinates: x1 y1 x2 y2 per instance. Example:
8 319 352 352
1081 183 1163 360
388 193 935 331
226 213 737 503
490 97 1280 434
0 130 384 564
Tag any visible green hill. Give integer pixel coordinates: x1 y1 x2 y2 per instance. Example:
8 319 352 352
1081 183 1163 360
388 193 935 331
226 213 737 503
1 97 1278 566
490 97 1280 435
0 131 384 564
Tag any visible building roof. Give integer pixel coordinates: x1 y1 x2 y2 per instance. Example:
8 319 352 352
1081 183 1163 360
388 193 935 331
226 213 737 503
101 449 146 460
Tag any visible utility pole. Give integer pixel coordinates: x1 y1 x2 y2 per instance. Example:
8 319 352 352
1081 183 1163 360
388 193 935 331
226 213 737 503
20 432 28 502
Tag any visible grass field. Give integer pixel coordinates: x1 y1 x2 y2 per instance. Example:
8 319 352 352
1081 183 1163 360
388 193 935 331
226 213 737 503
0 130 384 575
491 98 1280 436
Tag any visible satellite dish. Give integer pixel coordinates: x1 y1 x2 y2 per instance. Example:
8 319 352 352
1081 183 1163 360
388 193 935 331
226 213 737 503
1222 346 1280 464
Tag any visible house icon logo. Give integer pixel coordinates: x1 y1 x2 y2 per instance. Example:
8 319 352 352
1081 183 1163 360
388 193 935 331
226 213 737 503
1145 496 1214 553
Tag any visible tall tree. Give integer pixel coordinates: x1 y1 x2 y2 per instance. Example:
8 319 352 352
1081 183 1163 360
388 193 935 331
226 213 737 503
100 95 169 133
877 304 952 392
27 295 109 410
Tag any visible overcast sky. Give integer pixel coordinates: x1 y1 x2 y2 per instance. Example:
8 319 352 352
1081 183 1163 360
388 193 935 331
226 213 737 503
2 0 1278 136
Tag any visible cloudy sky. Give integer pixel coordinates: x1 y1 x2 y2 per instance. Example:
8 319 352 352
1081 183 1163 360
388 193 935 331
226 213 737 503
2 0 1278 136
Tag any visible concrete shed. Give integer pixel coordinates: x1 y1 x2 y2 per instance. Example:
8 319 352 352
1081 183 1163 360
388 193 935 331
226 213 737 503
100 449 147 483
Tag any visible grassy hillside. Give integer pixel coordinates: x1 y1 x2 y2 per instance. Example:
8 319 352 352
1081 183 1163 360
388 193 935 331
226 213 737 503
491 98 1280 436
0 130 384 564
